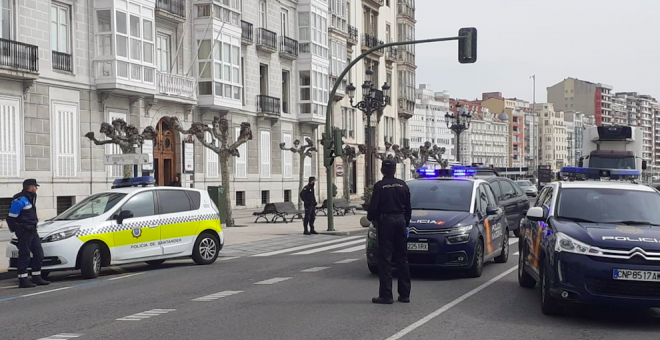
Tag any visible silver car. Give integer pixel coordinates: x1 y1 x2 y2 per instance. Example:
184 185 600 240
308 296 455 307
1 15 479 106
515 180 537 197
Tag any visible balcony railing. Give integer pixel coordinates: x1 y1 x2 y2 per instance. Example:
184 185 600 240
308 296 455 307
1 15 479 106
257 95 281 116
0 38 39 73
157 72 196 100
279 36 299 58
156 0 186 18
299 42 311 54
256 28 277 51
362 33 384 50
52 51 72 72
241 21 253 43
386 46 398 60
348 25 358 42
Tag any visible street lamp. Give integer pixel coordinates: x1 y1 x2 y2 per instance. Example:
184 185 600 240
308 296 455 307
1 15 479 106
347 69 390 188
445 104 472 163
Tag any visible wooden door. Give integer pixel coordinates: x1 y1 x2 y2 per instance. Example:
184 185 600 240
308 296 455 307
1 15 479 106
154 118 177 186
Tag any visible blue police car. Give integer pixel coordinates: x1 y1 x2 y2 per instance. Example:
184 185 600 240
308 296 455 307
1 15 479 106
518 167 660 315
366 167 510 278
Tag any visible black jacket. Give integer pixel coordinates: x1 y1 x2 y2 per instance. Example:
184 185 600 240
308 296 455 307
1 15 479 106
300 184 317 206
367 175 412 224
6 190 39 232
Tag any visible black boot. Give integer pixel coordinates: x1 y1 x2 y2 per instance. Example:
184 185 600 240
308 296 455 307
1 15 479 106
310 229 318 235
19 278 35 288
372 297 394 304
32 275 50 286
303 228 311 235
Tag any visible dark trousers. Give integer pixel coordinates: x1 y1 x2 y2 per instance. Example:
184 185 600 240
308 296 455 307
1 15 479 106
15 227 44 276
303 204 316 231
377 215 411 299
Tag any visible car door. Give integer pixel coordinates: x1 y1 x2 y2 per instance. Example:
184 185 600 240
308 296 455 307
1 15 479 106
112 190 162 261
528 185 555 274
483 183 505 254
512 181 530 219
477 184 500 257
498 180 520 226
157 189 199 255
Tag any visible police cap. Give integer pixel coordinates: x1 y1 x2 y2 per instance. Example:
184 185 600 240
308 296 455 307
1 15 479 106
23 179 40 187
381 159 396 170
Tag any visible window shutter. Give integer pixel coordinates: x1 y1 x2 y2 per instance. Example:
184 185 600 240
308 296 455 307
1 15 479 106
235 127 247 178
0 97 20 177
303 135 312 179
53 103 78 177
260 130 271 178
283 133 292 178
106 112 126 177
205 130 219 178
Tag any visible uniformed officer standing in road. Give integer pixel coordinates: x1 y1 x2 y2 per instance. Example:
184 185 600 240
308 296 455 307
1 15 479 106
300 176 318 235
367 160 412 304
6 179 50 288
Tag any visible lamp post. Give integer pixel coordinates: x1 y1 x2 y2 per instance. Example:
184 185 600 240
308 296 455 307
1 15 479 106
346 69 391 188
445 104 472 163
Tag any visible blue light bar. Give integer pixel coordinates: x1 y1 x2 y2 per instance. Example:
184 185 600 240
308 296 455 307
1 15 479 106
112 176 157 189
416 167 477 178
560 167 640 180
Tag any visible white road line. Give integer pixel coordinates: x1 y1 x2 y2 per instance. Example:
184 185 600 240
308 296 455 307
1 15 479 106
252 236 363 257
107 272 145 281
509 238 519 245
301 267 329 272
192 290 243 301
38 334 83 340
384 266 517 340
514 251 519 256
218 256 241 261
117 309 176 321
254 277 292 285
21 286 72 298
335 258 360 264
292 239 365 255
333 244 365 253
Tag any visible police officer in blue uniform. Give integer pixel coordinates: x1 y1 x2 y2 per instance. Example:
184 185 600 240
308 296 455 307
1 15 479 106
7 179 50 288
368 160 412 304
300 177 318 235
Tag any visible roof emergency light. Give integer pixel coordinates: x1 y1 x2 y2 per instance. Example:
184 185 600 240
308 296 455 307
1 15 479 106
112 176 157 189
560 167 640 181
416 167 477 178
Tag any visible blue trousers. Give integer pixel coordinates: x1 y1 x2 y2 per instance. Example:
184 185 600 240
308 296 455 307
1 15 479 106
15 227 43 276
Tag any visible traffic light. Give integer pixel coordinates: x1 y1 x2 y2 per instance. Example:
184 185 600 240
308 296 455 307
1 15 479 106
323 132 334 167
458 27 477 64
333 128 344 157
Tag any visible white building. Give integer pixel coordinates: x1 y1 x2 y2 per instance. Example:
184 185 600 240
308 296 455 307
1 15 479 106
410 85 454 168
458 107 509 167
535 103 567 173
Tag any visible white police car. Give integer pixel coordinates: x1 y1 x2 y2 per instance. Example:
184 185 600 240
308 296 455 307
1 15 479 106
6 177 224 279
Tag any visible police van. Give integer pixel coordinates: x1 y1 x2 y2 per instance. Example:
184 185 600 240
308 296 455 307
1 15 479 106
518 167 660 315
6 177 223 279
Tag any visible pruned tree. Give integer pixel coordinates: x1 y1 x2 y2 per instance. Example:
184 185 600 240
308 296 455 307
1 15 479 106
404 142 450 177
169 116 253 228
428 145 449 169
85 119 156 178
365 142 407 163
279 137 318 210
338 144 366 200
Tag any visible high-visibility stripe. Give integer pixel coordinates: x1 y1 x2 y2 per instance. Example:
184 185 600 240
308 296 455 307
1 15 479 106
7 212 18 217
18 273 28 278
32 271 41 276
484 219 494 254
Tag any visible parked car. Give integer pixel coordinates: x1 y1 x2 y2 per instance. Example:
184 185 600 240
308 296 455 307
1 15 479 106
515 180 538 197
483 177 530 237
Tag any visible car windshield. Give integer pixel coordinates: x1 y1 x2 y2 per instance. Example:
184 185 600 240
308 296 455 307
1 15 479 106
53 192 126 221
589 156 635 169
556 188 660 225
516 180 533 187
408 180 473 212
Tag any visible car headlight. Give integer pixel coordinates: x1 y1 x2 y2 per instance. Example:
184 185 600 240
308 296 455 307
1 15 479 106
42 226 81 243
368 225 377 240
456 224 473 233
554 232 601 255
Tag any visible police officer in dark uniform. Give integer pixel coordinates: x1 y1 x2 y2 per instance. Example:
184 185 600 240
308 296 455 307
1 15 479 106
300 176 318 235
7 179 50 288
367 160 412 304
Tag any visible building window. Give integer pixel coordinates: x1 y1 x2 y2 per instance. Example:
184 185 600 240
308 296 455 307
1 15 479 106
341 107 355 138
205 129 219 178
282 70 290 113
281 8 288 36
156 34 170 72
236 191 245 206
299 8 328 58
52 102 78 178
197 35 242 101
260 130 271 178
0 96 21 177
56 196 75 215
235 127 247 178
330 0 347 32
1 0 11 40
282 133 293 178
304 135 312 178
284 190 291 202
106 111 126 177
299 71 311 114
261 190 270 205
96 10 113 56
259 0 267 27
51 3 70 53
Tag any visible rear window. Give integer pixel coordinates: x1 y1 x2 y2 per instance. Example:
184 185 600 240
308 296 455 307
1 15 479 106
516 180 533 187
186 191 201 210
158 190 192 214
408 180 473 212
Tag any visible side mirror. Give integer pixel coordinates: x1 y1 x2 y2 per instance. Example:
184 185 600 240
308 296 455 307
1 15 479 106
642 160 648 170
117 210 133 225
486 206 499 216
526 207 545 222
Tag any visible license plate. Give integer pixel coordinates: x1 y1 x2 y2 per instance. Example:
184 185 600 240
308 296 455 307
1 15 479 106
407 242 428 251
613 269 660 282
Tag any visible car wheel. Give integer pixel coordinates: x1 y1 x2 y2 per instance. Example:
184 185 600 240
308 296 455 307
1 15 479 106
368 263 379 275
541 261 563 315
146 260 166 267
494 231 509 263
80 243 102 279
518 245 536 288
193 232 220 265
466 241 484 278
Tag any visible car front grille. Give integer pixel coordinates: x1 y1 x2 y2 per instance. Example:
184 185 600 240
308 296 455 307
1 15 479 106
586 278 660 298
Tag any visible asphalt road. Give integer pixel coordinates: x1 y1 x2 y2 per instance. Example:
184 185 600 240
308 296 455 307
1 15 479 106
1 233 660 340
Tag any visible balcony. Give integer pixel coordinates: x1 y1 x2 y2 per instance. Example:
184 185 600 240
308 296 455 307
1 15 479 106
347 25 358 46
385 46 398 63
299 110 326 125
398 98 414 120
0 38 39 80
156 72 197 103
94 60 157 95
156 0 186 23
361 33 384 56
364 0 384 7
397 2 416 22
257 95 281 119
279 36 299 60
52 51 72 73
241 21 253 45
331 77 347 100
256 28 277 53
397 49 416 68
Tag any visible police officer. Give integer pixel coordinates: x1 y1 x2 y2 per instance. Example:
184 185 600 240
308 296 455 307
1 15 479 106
7 179 50 288
367 160 412 304
300 177 318 235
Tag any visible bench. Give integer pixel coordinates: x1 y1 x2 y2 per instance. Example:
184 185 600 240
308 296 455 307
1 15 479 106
252 202 304 223
334 198 358 215
253 203 278 223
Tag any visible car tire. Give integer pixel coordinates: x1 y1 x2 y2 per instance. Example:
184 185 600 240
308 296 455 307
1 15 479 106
146 260 166 267
518 245 536 288
368 263 379 275
466 241 484 278
494 231 509 263
80 243 102 279
193 232 220 265
541 261 563 315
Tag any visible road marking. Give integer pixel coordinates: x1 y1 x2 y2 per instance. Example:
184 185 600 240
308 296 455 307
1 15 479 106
192 290 243 301
253 236 363 257
107 272 145 281
254 277 292 285
292 239 365 255
0 285 17 289
333 244 365 253
21 286 72 297
335 258 360 264
384 266 518 340
514 251 519 256
218 256 241 261
301 267 329 272
117 308 176 321
509 238 519 245
38 333 83 340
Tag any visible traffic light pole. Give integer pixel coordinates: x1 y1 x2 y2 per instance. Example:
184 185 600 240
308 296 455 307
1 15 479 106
324 35 465 231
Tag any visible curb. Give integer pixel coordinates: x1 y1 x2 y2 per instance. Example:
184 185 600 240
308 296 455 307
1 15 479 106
319 229 368 237
0 269 14 281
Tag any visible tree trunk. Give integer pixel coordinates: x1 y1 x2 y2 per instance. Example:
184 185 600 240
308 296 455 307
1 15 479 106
297 154 306 210
220 152 235 228
120 147 136 179
342 157 351 201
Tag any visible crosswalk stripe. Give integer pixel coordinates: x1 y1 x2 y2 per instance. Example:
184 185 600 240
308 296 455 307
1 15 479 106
292 239 365 255
335 258 360 264
39 334 83 340
514 251 519 256
333 244 365 253
252 236 363 257
509 238 519 245
192 290 243 301
301 267 329 272
254 277 292 285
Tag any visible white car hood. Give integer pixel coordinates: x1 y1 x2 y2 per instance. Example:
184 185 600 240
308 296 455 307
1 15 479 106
36 219 86 237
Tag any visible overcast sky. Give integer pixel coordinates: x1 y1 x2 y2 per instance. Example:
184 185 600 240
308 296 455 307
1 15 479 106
415 0 659 103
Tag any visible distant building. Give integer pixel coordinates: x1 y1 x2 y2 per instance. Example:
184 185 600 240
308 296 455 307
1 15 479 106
547 77 613 126
535 103 567 173
452 100 509 167
412 85 455 168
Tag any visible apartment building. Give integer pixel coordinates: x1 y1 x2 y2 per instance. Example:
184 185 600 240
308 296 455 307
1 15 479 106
563 111 591 167
0 0 415 219
452 100 509 167
411 85 454 168
535 103 567 173
480 92 525 167
547 77 613 126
